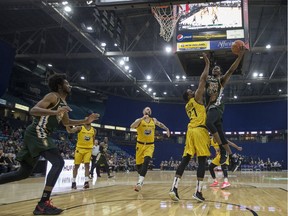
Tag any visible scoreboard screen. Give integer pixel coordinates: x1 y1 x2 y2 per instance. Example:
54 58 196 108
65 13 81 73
175 0 249 52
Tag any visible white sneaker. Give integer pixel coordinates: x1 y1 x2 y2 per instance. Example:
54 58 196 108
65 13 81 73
134 182 143 192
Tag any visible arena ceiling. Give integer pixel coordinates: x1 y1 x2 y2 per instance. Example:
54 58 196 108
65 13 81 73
0 0 287 104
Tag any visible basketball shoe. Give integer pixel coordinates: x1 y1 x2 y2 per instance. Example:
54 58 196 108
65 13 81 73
220 181 231 189
169 187 180 202
33 200 63 215
83 181 89 189
232 158 242 172
134 182 143 192
192 191 205 202
71 182 77 190
210 180 219 187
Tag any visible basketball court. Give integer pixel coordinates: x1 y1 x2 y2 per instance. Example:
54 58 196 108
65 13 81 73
0 170 286 215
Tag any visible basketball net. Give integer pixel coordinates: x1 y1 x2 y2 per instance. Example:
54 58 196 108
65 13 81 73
151 5 183 42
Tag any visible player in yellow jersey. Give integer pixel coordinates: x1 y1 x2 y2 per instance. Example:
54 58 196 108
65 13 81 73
66 120 96 189
209 138 242 189
130 107 170 192
169 53 210 202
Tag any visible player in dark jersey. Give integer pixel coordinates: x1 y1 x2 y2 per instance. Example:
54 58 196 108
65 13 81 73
0 74 99 215
95 137 113 178
205 46 245 166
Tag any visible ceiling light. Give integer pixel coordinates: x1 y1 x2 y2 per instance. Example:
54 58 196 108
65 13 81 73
253 72 258 77
143 84 147 88
259 73 263 77
62 1 68 5
163 92 167 95
182 76 186 79
90 90 95 93
80 76 85 80
136 90 139 93
199 56 203 59
64 6 72 12
234 95 238 99
101 42 106 47
190 84 194 87
176 75 180 79
86 0 93 4
86 26 93 31
175 84 178 87
124 65 129 70
47 63 53 67
266 44 271 49
119 60 125 66
114 43 118 47
247 82 251 85
146 75 151 80
153 92 156 96
148 88 152 92
165 46 172 53
278 89 282 92
128 69 132 73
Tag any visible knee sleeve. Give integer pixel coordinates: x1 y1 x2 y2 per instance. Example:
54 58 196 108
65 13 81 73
136 164 142 175
221 164 228 178
41 149 64 187
176 155 191 177
197 156 207 178
209 163 217 179
139 156 151 177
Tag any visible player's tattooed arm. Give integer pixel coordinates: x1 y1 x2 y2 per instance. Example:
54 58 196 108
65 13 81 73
154 118 170 137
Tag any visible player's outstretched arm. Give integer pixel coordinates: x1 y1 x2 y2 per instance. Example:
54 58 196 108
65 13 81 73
222 46 246 87
62 113 100 126
66 126 81 134
154 118 170 137
228 140 242 151
195 52 210 103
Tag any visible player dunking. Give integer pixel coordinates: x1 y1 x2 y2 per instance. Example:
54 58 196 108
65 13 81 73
169 53 210 202
0 74 99 215
131 107 170 192
205 46 245 165
66 120 97 189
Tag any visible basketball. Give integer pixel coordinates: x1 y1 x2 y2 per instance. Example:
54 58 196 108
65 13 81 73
231 40 245 55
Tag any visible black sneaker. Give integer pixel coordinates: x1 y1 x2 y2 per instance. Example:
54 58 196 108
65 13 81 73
83 181 89 189
33 200 63 215
108 175 114 178
71 182 77 189
192 191 205 202
169 187 180 202
232 158 242 172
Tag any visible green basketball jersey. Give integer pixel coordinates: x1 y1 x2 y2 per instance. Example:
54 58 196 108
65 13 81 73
27 97 67 138
205 75 225 113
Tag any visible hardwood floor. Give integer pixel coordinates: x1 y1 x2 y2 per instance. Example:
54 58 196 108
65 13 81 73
0 170 287 216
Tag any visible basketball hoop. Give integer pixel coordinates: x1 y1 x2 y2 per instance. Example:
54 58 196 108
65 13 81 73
151 5 184 42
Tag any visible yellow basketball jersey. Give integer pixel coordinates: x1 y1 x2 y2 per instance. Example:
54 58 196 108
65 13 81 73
211 138 219 151
136 118 155 143
77 125 95 149
185 98 207 128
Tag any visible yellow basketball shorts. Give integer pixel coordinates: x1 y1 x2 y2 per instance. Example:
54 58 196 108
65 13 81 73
74 147 92 165
135 143 155 165
211 153 230 166
183 127 210 157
